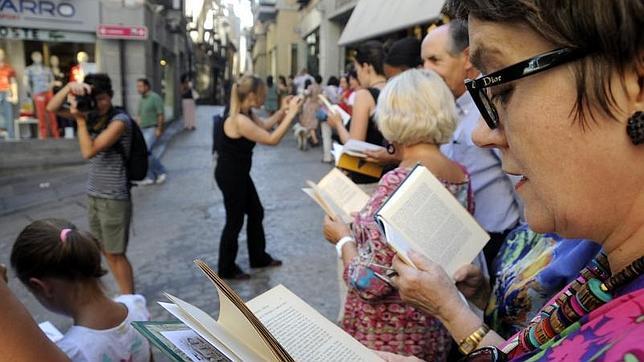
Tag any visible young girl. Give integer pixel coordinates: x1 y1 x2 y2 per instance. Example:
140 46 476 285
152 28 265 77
10 218 151 362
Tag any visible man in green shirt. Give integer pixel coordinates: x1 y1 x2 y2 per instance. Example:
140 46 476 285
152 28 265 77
136 78 167 185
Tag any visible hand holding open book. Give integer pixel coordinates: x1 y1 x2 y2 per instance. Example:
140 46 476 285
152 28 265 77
302 168 369 224
154 260 382 362
375 164 489 276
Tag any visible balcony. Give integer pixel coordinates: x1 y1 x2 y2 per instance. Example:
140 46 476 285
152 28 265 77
256 0 277 22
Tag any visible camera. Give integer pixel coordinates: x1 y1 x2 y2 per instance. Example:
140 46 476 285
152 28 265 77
75 93 96 113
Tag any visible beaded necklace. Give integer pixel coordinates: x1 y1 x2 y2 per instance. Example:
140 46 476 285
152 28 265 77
502 254 644 354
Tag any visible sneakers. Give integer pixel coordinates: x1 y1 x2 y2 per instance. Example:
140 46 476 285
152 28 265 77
134 178 155 186
155 173 167 184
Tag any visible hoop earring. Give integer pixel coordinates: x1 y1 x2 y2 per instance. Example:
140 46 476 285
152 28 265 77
627 111 644 145
387 143 396 155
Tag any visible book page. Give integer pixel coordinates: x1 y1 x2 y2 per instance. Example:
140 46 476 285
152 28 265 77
247 285 382 362
317 168 369 218
317 94 350 125
303 181 349 223
343 139 386 158
377 166 489 276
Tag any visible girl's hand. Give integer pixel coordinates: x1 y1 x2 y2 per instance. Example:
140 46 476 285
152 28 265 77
279 95 293 112
364 147 402 165
326 112 342 128
323 215 351 244
391 251 467 323
286 96 303 116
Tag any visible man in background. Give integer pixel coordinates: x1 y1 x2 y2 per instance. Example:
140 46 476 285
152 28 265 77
136 78 167 185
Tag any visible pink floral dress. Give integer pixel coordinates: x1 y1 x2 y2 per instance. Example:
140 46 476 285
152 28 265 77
341 166 474 360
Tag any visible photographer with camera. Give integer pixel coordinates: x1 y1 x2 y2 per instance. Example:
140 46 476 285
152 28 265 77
47 74 136 295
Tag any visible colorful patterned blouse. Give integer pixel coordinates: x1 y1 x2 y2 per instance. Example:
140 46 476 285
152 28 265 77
504 273 644 361
486 224 602 338
341 166 473 360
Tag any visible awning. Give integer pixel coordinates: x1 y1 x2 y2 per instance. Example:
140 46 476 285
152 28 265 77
338 0 444 46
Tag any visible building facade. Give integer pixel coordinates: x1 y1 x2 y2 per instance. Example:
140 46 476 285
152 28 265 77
0 0 190 125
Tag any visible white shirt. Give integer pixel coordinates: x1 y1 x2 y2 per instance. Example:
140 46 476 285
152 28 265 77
57 294 151 362
441 92 521 232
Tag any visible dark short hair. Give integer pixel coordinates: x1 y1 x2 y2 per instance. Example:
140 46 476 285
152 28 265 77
11 219 107 284
384 37 422 69
354 41 385 76
137 78 151 88
445 0 644 125
266 75 274 87
446 19 469 56
314 74 323 84
327 76 340 87
84 73 113 97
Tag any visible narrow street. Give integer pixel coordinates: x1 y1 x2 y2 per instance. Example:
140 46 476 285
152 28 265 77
0 106 340 340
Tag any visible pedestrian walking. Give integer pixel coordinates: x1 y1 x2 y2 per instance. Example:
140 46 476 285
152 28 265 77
136 78 168 185
180 74 197 131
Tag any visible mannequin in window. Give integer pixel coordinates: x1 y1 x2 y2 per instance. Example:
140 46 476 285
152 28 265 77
0 48 18 140
70 51 96 82
24 51 58 139
50 55 70 137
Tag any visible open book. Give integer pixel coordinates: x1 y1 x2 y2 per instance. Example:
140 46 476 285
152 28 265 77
318 94 351 126
375 164 489 276
331 140 385 178
157 260 381 362
302 168 370 223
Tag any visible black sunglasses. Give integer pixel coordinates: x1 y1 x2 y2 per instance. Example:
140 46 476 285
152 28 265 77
465 47 587 129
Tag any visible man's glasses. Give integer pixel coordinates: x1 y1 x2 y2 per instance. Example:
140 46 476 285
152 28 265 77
465 47 587 129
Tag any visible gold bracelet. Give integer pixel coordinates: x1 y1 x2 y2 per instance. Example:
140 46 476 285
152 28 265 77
458 324 491 355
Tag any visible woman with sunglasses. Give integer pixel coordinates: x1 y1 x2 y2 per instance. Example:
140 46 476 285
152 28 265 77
379 1 643 361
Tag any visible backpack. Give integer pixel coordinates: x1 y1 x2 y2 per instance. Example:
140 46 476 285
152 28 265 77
110 108 149 181
212 109 226 154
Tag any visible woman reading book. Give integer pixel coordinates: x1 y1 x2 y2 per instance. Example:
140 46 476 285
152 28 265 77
327 41 389 185
322 69 478 360
380 1 644 360
215 75 302 279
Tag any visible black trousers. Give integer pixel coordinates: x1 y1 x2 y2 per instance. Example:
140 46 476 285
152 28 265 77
215 161 272 275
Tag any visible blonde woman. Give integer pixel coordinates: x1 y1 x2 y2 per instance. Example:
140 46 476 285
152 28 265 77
323 69 473 360
215 75 302 279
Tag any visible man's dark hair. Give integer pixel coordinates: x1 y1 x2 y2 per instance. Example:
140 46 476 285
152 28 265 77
354 41 385 76
266 75 274 87
384 37 422 69
84 73 113 97
444 0 644 126
137 78 151 88
314 74 323 84
446 19 469 56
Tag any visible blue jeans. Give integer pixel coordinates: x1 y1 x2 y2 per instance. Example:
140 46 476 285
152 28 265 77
142 126 167 179
0 92 14 139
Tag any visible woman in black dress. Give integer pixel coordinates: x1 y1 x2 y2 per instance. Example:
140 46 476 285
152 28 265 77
215 75 302 279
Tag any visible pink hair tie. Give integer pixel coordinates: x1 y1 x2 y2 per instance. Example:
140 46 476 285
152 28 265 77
60 229 72 243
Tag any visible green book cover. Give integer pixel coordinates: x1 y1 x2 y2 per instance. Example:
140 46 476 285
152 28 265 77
131 321 231 362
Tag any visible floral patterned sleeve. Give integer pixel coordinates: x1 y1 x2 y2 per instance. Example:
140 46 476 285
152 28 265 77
342 168 409 301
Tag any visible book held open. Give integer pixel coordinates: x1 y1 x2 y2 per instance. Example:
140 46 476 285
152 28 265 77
375 164 489 276
157 260 382 362
318 93 351 126
302 168 369 223
331 140 385 178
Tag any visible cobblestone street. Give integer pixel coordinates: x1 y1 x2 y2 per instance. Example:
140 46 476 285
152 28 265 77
0 106 340 354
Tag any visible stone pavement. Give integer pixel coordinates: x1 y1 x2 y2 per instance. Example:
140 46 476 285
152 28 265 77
0 106 340 358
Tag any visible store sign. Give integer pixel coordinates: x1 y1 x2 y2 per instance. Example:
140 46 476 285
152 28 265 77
0 0 99 32
97 24 148 40
0 26 95 42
